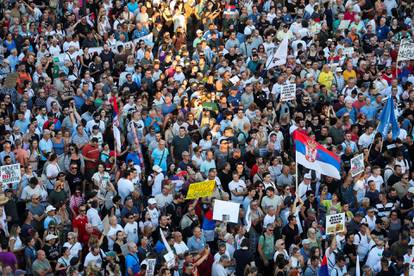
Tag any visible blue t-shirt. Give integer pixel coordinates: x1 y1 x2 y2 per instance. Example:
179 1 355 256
125 253 140 276
151 147 169 172
127 2 138 13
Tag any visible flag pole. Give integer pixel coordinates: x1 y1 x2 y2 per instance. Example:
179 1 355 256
295 153 298 198
113 138 117 173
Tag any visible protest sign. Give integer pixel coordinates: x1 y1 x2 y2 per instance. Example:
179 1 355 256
398 42 414 61
1 163 21 188
213 199 240 223
350 154 365 177
326 213 346 235
230 75 240 84
338 20 350 30
164 251 175 269
186 180 215 199
280 83 296 102
121 243 129 256
146 259 157 276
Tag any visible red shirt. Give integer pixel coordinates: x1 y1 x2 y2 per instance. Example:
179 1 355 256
82 144 100 170
72 215 88 243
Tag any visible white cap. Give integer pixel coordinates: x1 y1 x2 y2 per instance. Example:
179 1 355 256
45 205 56 213
152 165 162 173
335 67 343 72
45 234 58 241
148 198 157 205
304 172 312 179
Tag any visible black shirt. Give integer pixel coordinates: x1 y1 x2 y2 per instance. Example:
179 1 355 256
388 174 401 187
281 224 299 249
218 170 232 194
343 243 357 267
66 172 84 194
400 195 413 211
234 248 254 276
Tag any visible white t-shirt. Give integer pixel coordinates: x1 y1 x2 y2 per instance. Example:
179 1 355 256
263 214 276 227
152 173 164 196
84 250 106 268
354 232 370 259
154 193 173 209
87 208 103 232
229 180 246 203
362 215 376 230
106 224 124 251
365 246 384 273
117 178 134 203
147 207 160 227
367 175 384 192
298 182 311 200
63 242 82 260
353 179 366 202
46 163 60 189
358 133 374 149
124 221 139 244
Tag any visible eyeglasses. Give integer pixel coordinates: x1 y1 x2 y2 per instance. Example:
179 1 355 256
79 209 86 212
71 167 78 169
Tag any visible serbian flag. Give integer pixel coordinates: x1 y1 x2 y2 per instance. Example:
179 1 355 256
319 254 329 276
293 130 341 179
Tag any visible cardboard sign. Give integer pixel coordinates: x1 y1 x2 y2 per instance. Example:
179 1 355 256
186 180 216 200
280 83 296 102
213 199 240 223
350 154 365 177
398 42 414 61
326 213 346 235
146 259 157 276
1 163 21 188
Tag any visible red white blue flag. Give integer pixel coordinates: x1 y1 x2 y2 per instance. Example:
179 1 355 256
294 130 341 179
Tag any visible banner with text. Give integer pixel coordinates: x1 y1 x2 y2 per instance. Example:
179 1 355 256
398 42 414 61
1 163 21 188
186 180 216 200
280 83 296 102
326 213 346 235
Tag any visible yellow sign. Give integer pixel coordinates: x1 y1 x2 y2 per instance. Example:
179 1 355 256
186 180 216 200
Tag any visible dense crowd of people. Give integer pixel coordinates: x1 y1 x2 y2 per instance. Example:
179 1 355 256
0 0 414 275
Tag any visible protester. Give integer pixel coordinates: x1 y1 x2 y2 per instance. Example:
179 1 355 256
0 0 414 275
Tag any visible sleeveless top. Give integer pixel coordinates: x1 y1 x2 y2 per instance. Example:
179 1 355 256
53 138 65 156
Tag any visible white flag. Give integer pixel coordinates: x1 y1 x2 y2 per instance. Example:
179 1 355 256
245 205 251 232
113 124 121 153
266 37 289 69
356 255 360 276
